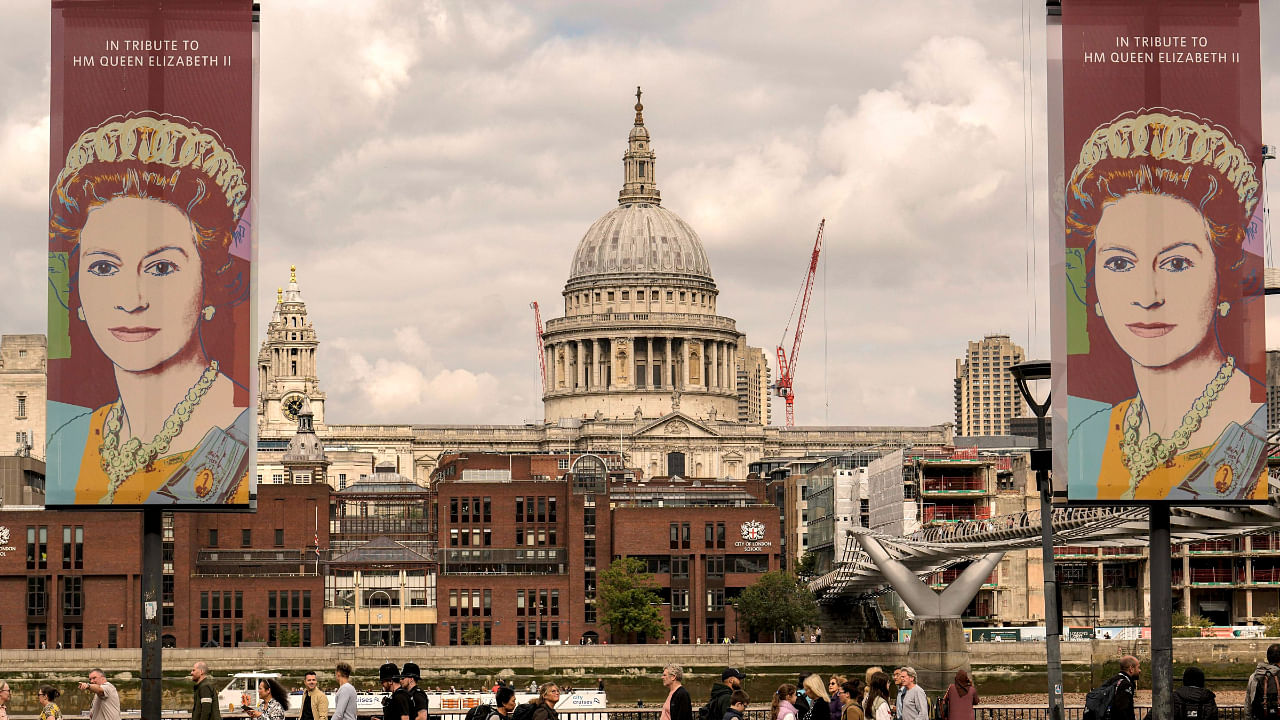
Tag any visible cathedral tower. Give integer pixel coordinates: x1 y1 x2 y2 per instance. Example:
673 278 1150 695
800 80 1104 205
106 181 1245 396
259 266 327 435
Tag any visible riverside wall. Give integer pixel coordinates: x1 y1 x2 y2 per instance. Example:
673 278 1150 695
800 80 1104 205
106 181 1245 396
0 638 1269 675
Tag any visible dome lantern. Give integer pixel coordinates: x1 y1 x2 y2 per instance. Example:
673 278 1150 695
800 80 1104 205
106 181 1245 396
618 86 661 206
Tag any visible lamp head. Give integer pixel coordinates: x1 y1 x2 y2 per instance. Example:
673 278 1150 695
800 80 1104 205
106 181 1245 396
1008 360 1052 418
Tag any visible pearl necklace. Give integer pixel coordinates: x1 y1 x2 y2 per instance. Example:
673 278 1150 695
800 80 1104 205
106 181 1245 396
1120 356 1234 500
99 361 220 503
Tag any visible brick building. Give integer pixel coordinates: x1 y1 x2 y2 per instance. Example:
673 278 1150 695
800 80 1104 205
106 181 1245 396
0 482 328 650
433 451 780 646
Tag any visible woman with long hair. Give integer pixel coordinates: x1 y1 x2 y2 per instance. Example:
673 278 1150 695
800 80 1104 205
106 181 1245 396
243 678 288 720
940 670 978 720
801 674 830 720
1065 108 1266 501
531 682 561 720
863 672 892 720
46 112 253 506
771 684 798 720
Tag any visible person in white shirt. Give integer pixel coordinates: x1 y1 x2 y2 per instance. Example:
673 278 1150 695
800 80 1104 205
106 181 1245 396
333 662 358 720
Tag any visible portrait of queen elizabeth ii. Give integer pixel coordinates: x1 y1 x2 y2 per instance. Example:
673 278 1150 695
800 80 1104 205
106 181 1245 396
46 112 253 506
1065 108 1266 502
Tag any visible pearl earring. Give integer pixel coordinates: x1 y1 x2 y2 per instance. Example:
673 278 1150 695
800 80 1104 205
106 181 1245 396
202 306 216 321
1217 301 1230 318
1094 303 1103 318
77 307 85 321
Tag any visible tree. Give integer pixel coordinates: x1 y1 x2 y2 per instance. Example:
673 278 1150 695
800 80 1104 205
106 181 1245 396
244 616 265 643
1259 613 1280 638
732 570 820 642
598 557 667 642
277 628 301 647
1171 612 1213 638
795 552 819 582
461 624 486 646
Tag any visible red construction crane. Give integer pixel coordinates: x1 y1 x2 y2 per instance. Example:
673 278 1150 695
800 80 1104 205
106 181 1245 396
775 218 825 427
530 301 546 391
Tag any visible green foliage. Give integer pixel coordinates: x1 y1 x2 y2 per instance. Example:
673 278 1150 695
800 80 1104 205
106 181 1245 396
1172 612 1213 638
731 570 820 641
598 557 667 641
461 624 486 646
244 616 264 642
795 552 819 582
277 628 301 647
1259 613 1280 637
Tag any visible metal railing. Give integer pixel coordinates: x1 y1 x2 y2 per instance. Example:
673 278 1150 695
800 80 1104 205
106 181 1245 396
976 707 1246 720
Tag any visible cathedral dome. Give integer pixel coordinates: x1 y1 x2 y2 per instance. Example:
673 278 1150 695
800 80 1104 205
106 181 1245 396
568 203 712 281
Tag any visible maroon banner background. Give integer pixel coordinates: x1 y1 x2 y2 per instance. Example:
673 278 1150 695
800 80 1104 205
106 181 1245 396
49 0 253 408
1062 0 1264 405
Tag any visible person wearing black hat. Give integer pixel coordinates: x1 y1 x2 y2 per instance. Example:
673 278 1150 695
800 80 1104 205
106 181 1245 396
378 663 410 720
706 669 746 720
401 663 430 720
1174 667 1217 720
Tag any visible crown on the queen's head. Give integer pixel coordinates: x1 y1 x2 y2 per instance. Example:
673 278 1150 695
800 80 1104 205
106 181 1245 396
1068 108 1260 218
55 111 249 221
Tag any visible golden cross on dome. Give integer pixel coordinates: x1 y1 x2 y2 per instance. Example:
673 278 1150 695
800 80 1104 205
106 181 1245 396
634 86 644 124
290 265 297 283
277 287 282 303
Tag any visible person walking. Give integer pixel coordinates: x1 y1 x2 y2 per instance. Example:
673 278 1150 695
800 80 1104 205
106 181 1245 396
1248 643 1280 720
862 669 883 706
531 683 562 720
896 669 926 720
801 675 830 720
939 671 978 720
795 675 813 720
1109 656 1141 720
708 668 746 720
724 691 750 720
662 666 693 720
301 671 329 720
400 663 429 720
379 663 409 720
772 685 799 720
244 679 288 720
891 670 905 720
333 662 358 720
0 680 10 720
38 685 63 720
80 669 121 720
864 673 892 720
1174 667 1217 720
493 687 517 720
190 662 220 720
840 681 864 720
827 676 846 720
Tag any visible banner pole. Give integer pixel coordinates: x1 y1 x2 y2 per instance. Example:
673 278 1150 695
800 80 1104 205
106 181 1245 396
141 508 164 719
1149 506 1173 720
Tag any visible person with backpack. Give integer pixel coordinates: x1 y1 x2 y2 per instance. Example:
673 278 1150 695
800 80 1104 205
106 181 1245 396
839 681 864 720
400 663 430 720
938 670 978 720
1174 667 1217 720
1085 655 1140 720
1248 644 1280 720
705 668 745 720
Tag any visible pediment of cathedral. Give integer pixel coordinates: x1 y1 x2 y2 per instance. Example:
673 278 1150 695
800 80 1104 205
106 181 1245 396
633 412 719 439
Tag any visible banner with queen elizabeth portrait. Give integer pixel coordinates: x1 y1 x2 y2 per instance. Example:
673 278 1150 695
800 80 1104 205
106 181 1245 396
1060 0 1266 503
45 1 256 507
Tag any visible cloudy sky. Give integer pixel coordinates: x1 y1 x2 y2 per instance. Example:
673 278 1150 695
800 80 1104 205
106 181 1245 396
2 1 1278 427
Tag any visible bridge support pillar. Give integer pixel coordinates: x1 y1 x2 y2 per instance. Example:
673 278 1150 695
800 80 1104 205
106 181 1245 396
908 617 969 694
853 532 1004 695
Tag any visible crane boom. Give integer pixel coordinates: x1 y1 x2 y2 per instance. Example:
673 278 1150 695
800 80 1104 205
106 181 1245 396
774 218 825 427
530 301 547 391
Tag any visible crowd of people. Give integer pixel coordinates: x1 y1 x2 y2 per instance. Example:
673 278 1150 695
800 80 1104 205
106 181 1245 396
5 646 1280 720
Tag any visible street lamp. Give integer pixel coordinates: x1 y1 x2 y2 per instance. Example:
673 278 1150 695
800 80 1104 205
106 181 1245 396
1009 360 1063 720
342 600 353 646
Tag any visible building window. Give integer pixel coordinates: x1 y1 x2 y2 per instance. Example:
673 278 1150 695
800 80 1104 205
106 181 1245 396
209 529 219 547
63 576 83 616
26 576 47 616
107 625 118 648
16 394 26 418
241 529 252 547
274 529 285 547
671 589 689 612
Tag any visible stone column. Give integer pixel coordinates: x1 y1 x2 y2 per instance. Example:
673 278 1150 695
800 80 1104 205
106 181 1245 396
646 336 653 388
709 341 719 390
683 339 692 387
544 345 553 393
1097 561 1105 623
1181 552 1191 621
666 337 675 390
577 340 587 389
